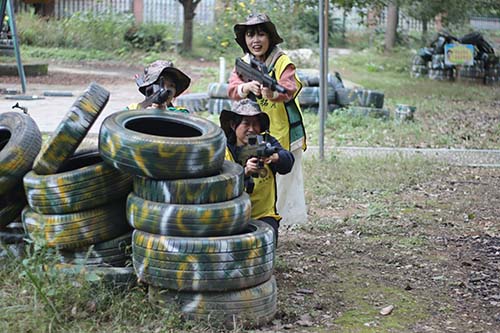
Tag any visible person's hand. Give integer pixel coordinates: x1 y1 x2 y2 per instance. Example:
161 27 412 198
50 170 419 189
242 81 261 96
263 153 279 165
261 86 274 100
244 157 259 176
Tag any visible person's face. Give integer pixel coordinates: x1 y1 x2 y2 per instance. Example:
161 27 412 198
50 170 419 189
233 116 262 146
162 77 176 102
244 27 270 60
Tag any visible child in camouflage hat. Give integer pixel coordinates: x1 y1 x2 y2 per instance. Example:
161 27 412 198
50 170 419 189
128 60 191 112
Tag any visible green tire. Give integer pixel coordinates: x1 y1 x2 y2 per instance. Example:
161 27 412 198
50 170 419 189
132 220 275 291
149 276 277 329
24 152 132 214
32 83 109 175
127 192 251 237
132 160 244 204
99 110 226 179
0 112 42 196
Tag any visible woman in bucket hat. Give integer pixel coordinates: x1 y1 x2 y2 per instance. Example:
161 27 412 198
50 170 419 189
227 13 308 226
220 99 294 242
127 60 191 112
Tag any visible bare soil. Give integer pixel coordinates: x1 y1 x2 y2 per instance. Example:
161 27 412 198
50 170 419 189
3 59 500 332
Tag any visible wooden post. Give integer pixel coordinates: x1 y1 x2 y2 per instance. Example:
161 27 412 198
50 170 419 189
133 0 143 24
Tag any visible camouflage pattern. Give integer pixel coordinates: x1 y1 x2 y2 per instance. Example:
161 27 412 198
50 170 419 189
149 275 277 328
127 192 251 237
24 160 132 214
52 265 137 288
99 110 226 179
132 160 244 204
0 112 42 196
58 232 132 267
132 220 275 291
33 83 109 175
207 82 229 99
22 203 130 249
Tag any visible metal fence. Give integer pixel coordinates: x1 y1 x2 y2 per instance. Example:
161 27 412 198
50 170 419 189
54 0 133 18
470 17 500 30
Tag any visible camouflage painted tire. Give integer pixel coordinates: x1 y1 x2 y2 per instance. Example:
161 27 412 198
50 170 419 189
58 231 132 267
297 86 336 106
132 220 275 291
207 82 229 98
133 160 244 204
32 83 109 175
336 88 384 108
22 203 130 249
0 186 27 228
149 275 277 328
0 112 42 196
127 191 251 237
208 98 232 115
99 110 226 179
53 265 136 289
175 92 209 113
24 151 132 214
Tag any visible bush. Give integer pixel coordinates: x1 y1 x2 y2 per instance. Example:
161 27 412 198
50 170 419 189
125 23 175 52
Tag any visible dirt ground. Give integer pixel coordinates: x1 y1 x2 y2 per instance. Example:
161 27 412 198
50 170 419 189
2 61 500 332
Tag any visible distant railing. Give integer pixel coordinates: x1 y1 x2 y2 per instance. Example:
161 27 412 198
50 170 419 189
470 17 500 30
54 0 132 18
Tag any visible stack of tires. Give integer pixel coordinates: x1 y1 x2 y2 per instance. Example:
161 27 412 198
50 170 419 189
335 88 388 119
428 54 455 81
296 69 341 113
99 110 277 328
21 83 135 284
0 112 42 255
207 82 232 115
410 55 429 78
484 59 500 85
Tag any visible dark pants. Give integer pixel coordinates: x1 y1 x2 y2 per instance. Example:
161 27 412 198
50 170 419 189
259 216 280 246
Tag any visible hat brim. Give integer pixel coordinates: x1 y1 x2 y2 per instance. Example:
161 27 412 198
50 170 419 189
138 67 191 97
234 22 284 54
219 108 270 137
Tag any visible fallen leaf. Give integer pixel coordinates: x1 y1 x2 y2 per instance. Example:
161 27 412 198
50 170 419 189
380 305 394 316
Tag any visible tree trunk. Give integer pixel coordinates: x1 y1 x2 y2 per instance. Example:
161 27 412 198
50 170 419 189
421 19 428 45
178 0 201 53
384 2 398 52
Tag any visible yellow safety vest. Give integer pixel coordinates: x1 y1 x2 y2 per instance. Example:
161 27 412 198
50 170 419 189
243 54 307 151
225 148 281 221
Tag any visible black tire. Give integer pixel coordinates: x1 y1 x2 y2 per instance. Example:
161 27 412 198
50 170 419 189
133 160 244 204
335 106 390 119
132 220 275 291
207 83 229 98
32 83 110 175
0 185 27 228
0 112 42 196
24 152 132 214
99 110 226 179
58 231 132 267
208 98 232 115
127 191 251 237
360 90 384 108
297 86 336 106
149 276 277 328
22 203 130 249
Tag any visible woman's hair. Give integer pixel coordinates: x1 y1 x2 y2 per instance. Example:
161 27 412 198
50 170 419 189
245 24 275 57
227 114 243 144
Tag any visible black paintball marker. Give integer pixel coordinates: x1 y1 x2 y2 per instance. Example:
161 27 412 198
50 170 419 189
236 133 279 194
235 57 287 95
136 77 173 109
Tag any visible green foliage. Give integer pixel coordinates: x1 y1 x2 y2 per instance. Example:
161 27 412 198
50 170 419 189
124 23 175 52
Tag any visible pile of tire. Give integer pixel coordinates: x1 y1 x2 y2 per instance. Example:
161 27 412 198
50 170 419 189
412 31 499 85
0 111 42 256
207 82 232 115
296 69 341 113
335 87 388 119
99 110 277 328
20 83 135 285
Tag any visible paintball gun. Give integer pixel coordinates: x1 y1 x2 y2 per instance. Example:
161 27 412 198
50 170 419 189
235 57 287 95
136 77 173 109
236 133 279 194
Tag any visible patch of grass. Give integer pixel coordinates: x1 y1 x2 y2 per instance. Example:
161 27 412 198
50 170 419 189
334 275 429 331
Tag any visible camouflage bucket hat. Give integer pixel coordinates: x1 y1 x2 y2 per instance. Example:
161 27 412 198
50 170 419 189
138 60 191 97
220 99 270 137
233 13 284 54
